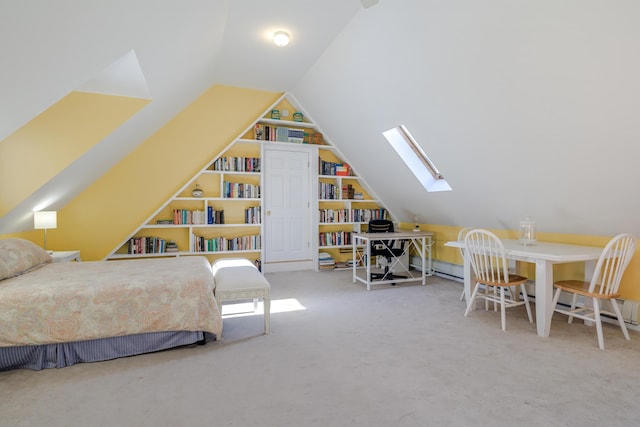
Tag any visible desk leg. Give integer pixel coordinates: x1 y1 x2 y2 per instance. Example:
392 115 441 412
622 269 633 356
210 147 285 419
352 243 356 284
366 241 372 291
535 260 553 337
419 237 426 285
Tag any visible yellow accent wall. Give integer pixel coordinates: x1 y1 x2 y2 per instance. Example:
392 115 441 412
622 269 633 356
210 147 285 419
0 91 149 216
403 223 640 301
46 85 279 261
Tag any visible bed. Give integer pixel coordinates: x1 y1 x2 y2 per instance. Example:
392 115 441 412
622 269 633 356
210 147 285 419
0 238 222 371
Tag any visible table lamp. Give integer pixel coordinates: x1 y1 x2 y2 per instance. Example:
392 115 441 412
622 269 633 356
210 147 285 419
34 211 57 251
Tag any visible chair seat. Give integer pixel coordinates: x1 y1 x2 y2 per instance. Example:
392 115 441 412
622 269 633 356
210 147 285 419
554 280 619 299
477 274 528 287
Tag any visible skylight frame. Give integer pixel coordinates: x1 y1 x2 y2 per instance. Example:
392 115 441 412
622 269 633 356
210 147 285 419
382 125 452 192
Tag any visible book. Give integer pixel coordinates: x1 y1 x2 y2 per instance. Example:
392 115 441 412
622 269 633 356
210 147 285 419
275 127 289 142
341 184 354 199
288 128 305 143
254 124 265 140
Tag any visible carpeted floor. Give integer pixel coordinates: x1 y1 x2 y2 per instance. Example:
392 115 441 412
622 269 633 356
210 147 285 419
2 269 640 427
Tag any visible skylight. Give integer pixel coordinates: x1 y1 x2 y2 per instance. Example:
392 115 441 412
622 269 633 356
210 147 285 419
383 125 452 192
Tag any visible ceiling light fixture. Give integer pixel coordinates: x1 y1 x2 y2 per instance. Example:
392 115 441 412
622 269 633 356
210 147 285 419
273 31 290 47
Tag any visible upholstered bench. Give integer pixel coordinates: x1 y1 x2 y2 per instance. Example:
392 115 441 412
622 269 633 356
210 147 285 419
211 258 270 334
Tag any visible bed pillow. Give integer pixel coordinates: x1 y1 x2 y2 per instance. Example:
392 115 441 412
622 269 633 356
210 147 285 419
0 238 53 280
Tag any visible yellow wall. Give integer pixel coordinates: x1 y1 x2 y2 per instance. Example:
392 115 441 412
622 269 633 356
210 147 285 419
403 223 640 301
0 91 149 216
41 85 279 260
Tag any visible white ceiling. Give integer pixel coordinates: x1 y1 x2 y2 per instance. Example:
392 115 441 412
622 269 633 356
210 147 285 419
3 0 640 238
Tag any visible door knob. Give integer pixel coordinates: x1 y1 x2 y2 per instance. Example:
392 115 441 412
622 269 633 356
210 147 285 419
266 210 271 216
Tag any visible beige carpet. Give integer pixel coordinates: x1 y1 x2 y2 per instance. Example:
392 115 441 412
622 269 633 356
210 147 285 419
2 270 640 427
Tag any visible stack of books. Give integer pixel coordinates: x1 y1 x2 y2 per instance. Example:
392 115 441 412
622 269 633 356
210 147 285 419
318 252 335 270
166 241 178 253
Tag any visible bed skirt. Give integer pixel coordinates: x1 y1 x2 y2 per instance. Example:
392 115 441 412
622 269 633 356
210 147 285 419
0 331 212 371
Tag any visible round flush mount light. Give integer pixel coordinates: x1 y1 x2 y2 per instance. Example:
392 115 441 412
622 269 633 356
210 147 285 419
273 31 290 47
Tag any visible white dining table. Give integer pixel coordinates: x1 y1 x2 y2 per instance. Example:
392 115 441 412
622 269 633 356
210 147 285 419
444 239 604 337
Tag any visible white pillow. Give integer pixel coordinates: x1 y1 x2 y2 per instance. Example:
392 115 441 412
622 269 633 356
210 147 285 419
0 238 52 281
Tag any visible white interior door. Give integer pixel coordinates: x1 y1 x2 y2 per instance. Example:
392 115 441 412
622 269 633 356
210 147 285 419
263 146 311 263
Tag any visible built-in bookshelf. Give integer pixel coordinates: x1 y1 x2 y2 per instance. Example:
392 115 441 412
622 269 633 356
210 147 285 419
106 138 263 260
106 94 391 270
316 147 389 269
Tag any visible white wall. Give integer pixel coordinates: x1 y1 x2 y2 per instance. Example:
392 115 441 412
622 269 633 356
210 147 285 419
293 0 640 236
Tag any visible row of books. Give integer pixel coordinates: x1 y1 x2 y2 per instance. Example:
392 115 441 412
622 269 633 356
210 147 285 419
127 236 167 254
319 208 388 223
319 231 352 247
318 183 365 200
223 181 261 198
192 234 261 252
211 156 261 172
245 206 261 224
319 182 338 199
319 159 351 176
254 124 305 143
173 208 224 225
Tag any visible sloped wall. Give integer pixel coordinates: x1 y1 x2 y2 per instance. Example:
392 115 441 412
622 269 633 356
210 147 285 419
43 86 280 260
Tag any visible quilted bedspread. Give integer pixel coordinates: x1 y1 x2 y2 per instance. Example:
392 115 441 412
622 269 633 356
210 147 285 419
0 256 222 347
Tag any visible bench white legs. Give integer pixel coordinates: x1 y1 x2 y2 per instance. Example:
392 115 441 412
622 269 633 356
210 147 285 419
212 259 271 334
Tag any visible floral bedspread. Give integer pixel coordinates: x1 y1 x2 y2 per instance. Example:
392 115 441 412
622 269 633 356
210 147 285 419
0 256 222 347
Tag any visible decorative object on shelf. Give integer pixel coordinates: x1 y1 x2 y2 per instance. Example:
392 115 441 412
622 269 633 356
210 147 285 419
519 216 537 245
33 210 57 251
270 109 280 119
292 112 303 122
192 184 203 197
311 132 323 145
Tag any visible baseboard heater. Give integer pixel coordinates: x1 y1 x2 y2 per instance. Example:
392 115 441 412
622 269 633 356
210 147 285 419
411 257 463 282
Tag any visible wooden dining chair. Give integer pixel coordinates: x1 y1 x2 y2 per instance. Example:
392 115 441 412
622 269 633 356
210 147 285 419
463 229 533 331
551 233 636 350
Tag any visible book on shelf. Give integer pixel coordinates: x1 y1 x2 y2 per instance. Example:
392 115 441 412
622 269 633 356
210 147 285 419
287 128 305 143
254 124 265 140
318 252 335 269
335 164 350 176
341 184 354 200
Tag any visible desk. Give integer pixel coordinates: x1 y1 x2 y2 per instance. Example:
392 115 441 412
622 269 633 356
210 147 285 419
445 239 603 337
353 230 433 291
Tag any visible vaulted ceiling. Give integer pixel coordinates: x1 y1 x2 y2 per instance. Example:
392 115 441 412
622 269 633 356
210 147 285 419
2 0 640 237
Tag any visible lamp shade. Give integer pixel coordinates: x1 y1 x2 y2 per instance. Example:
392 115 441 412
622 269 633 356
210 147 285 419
34 211 57 229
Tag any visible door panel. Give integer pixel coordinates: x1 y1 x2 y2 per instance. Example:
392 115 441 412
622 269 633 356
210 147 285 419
264 147 311 263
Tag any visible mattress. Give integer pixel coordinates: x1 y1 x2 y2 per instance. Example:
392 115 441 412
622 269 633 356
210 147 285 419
0 256 222 347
